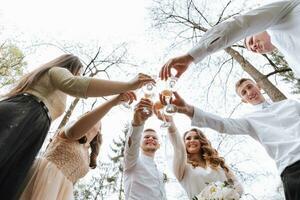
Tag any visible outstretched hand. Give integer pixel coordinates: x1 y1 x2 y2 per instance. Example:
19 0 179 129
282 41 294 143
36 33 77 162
160 92 194 118
159 54 194 81
129 73 156 90
152 103 173 123
132 98 153 126
159 92 186 113
115 91 137 105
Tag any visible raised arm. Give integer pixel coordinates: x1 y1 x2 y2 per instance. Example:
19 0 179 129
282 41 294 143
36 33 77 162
160 0 299 80
191 107 255 137
123 98 153 171
64 92 136 140
170 92 256 138
49 67 155 98
152 101 187 181
168 120 188 181
123 125 144 171
188 0 298 63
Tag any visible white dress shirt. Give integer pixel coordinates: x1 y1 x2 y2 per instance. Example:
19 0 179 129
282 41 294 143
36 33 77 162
123 125 166 200
191 99 300 175
188 0 300 77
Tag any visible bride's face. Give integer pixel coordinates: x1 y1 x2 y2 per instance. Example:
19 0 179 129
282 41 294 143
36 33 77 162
184 131 201 154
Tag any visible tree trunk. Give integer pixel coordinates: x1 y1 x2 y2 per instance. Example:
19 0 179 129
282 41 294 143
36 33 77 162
57 97 80 129
224 47 287 102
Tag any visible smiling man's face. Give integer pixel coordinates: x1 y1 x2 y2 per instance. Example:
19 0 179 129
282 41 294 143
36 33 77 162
237 80 265 105
140 130 160 153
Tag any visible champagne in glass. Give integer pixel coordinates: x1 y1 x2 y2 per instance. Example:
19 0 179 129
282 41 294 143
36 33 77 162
161 89 172 98
153 101 171 128
161 89 177 115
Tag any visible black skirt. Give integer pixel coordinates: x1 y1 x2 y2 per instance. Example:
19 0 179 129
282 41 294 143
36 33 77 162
0 94 51 200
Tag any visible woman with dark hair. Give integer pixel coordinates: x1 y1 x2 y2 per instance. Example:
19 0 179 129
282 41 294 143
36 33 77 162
20 91 135 200
154 106 243 199
0 54 153 199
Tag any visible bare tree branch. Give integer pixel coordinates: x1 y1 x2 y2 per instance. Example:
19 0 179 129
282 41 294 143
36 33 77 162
189 0 210 26
266 68 292 78
261 54 279 71
215 0 232 25
206 58 232 102
83 46 101 76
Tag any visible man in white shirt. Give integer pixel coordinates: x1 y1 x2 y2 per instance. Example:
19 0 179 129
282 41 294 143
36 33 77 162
124 98 166 200
159 0 300 80
168 78 300 200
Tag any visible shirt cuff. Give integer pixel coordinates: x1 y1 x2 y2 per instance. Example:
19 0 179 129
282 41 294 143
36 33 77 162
128 124 144 141
188 47 208 64
191 106 205 127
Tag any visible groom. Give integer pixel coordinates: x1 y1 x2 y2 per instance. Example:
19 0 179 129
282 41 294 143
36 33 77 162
123 98 166 200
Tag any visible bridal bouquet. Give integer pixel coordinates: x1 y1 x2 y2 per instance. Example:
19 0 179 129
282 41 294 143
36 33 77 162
192 181 241 200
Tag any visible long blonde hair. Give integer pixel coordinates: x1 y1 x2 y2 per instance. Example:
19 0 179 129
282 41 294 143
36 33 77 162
183 128 229 172
4 54 83 98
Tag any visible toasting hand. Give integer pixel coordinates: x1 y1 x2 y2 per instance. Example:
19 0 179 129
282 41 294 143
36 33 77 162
160 92 194 118
132 98 153 126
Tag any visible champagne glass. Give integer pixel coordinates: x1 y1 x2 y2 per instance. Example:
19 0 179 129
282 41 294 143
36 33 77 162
153 101 171 129
161 89 177 115
141 75 157 114
167 75 178 92
121 102 131 109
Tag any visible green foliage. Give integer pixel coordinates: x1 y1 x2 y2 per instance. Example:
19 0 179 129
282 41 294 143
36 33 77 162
268 51 300 94
0 42 27 88
74 123 130 200
106 123 130 200
74 163 119 200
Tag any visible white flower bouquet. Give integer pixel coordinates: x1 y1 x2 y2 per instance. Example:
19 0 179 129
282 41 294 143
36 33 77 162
192 181 241 200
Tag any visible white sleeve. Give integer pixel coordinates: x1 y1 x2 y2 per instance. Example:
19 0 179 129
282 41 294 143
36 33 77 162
191 107 255 137
188 0 299 63
123 125 144 171
168 128 187 181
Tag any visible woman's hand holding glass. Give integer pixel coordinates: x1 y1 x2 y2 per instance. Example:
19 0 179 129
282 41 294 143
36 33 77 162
128 73 156 91
122 73 155 110
114 91 137 106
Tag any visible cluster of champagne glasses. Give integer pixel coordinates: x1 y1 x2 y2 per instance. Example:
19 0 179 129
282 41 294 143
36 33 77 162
120 72 178 129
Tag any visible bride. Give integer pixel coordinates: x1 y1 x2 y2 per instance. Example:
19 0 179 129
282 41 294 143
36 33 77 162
154 103 243 199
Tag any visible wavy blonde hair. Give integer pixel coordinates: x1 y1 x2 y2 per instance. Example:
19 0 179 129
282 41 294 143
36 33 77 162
183 128 229 172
